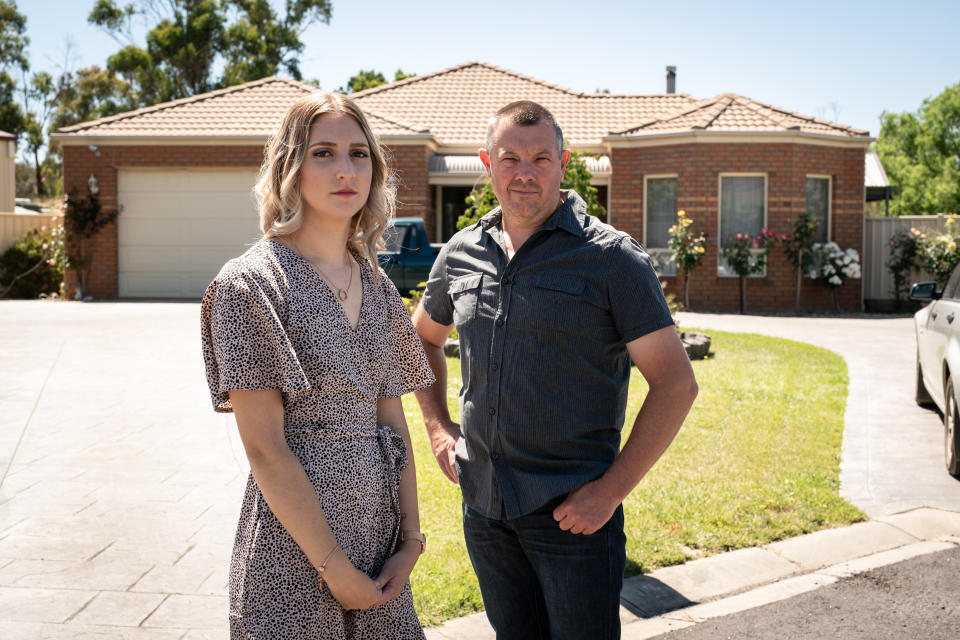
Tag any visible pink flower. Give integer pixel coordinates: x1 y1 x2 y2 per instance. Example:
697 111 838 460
752 239 759 248
736 233 743 240
40 226 47 232
780 234 787 240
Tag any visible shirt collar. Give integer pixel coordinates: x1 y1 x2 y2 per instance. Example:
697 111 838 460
479 190 587 238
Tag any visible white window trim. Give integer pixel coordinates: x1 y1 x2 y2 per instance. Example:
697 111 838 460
717 172 768 278
644 174 679 276
805 174 832 243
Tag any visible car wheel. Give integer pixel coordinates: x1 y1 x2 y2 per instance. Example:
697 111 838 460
916 354 934 406
943 378 960 478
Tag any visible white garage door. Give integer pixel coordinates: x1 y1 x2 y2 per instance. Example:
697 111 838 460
118 168 262 298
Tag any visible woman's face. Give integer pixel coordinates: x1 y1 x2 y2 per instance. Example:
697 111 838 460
299 113 373 224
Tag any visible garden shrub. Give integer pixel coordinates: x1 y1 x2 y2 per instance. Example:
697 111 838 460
0 225 64 298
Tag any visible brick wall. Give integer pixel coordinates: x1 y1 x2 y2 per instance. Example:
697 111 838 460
62 144 265 298
610 142 865 312
386 145 434 238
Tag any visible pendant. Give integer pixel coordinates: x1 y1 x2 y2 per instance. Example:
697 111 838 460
337 289 348 302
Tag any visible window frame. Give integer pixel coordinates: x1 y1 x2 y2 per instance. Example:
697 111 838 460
644 173 679 276
805 174 832 244
717 172 768 278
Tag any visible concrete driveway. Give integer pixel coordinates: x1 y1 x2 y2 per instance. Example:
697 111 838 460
1 301 959 638
678 311 960 517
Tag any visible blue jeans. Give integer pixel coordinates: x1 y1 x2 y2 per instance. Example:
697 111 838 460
462 496 626 640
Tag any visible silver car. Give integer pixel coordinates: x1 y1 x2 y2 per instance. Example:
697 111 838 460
912 268 960 478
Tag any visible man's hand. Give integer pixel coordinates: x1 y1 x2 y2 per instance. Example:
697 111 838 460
552 479 619 535
426 418 461 485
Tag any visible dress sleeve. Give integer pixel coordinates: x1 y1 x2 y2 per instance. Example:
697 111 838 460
379 274 437 398
200 270 311 412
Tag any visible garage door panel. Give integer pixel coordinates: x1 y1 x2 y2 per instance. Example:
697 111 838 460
121 170 259 194
119 169 261 298
119 218 258 247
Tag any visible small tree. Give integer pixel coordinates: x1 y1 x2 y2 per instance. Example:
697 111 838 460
666 210 706 309
782 212 819 313
456 150 606 230
887 229 920 306
721 230 778 314
64 188 119 299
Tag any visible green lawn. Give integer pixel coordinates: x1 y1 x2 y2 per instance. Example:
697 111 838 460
405 329 866 626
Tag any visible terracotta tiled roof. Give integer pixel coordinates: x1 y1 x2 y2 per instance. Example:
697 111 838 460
351 61 698 146
55 77 316 138
615 94 869 138
54 63 869 145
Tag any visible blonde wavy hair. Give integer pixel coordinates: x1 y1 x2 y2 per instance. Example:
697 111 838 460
255 91 394 280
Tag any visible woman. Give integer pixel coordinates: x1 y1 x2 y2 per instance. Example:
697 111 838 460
200 91 434 639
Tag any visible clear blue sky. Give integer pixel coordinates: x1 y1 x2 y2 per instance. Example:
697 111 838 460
21 0 960 138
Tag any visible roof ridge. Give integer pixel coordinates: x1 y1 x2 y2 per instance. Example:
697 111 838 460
692 96 733 130
612 96 716 134
732 94 867 134
730 94 799 129
362 108 430 134
56 76 313 134
350 61 587 99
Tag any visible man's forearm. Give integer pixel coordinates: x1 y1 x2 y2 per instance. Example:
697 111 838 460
414 341 453 430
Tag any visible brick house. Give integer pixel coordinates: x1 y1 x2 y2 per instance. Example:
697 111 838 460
53 62 870 311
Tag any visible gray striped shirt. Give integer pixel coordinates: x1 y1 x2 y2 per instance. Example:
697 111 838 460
421 191 673 518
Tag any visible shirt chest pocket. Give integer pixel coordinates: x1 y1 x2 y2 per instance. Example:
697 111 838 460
526 274 611 331
449 273 483 327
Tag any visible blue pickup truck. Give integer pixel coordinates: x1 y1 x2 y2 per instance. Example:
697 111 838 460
378 218 442 295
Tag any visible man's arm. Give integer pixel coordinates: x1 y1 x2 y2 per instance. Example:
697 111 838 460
553 325 698 534
411 304 461 484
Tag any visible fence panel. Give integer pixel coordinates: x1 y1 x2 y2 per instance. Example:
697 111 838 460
0 213 59 253
864 214 948 301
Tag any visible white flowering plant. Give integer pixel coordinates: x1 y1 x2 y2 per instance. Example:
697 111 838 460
810 242 861 290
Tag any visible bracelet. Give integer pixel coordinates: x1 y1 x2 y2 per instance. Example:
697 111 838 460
316 542 340 584
399 530 427 555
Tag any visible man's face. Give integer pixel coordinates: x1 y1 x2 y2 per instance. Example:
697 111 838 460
480 119 569 224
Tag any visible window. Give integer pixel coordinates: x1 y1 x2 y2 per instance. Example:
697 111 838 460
645 176 678 275
718 174 766 276
805 176 830 244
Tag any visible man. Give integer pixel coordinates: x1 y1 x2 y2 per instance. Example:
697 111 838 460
412 101 698 640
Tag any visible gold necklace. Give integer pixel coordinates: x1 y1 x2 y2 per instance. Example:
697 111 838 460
294 240 354 301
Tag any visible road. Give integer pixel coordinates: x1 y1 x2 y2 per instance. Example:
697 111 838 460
651 545 959 639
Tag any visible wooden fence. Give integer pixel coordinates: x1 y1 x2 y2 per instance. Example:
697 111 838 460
0 212 59 253
863 214 950 303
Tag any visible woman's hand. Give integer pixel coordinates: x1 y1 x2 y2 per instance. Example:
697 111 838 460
373 544 420 601
324 553 385 610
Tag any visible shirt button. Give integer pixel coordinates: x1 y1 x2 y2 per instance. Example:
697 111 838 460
491 362 499 372
488 407 496 416
502 277 511 285
495 318 504 327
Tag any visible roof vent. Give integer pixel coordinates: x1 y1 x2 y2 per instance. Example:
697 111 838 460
666 66 676 94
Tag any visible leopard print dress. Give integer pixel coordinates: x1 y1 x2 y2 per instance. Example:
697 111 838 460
200 238 435 639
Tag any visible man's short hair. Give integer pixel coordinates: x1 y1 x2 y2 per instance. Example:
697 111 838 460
484 101 564 154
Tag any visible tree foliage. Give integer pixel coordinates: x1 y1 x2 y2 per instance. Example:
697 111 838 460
89 0 333 107
877 82 960 215
0 1 26 138
343 69 386 93
456 150 607 230
0 0 27 72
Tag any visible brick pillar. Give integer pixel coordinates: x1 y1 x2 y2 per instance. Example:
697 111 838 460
61 145 119 299
387 144 434 238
